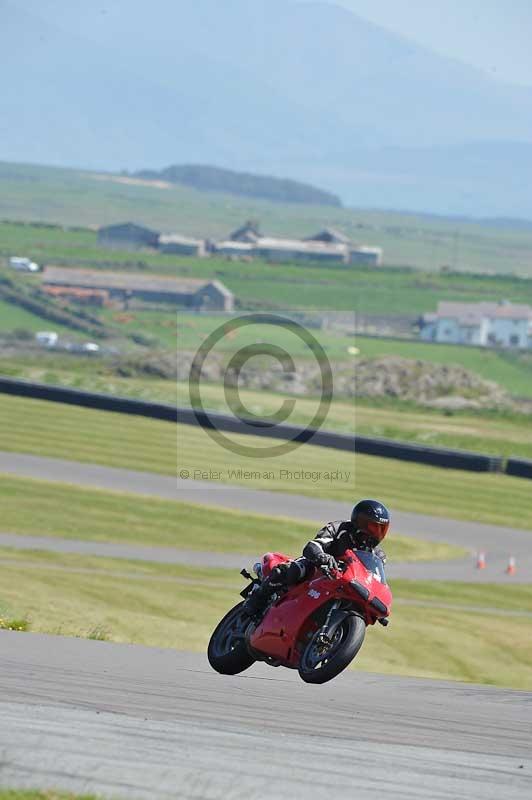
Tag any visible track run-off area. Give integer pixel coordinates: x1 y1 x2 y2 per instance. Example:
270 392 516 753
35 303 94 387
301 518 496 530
1 450 532 798
1 632 531 800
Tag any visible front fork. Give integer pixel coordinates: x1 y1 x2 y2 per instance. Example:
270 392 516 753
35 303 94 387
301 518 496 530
312 600 342 651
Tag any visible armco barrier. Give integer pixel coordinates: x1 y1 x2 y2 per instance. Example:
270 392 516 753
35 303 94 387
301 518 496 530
506 457 532 480
0 376 504 473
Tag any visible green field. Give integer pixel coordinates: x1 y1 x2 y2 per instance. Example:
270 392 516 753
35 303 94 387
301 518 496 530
115 312 532 400
2 162 532 275
4 218 532 317
1 394 532 531
3 293 532 400
0 299 67 335
1 545 531 688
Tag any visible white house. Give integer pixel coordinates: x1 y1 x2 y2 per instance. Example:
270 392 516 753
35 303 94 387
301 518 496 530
420 301 532 348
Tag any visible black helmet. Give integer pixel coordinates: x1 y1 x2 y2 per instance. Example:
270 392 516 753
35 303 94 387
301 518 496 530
351 500 390 546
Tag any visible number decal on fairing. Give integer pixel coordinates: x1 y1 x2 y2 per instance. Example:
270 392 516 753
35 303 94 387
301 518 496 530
307 589 321 599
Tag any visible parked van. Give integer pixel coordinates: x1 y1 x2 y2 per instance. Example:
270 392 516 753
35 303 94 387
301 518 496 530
8 256 40 273
35 331 58 348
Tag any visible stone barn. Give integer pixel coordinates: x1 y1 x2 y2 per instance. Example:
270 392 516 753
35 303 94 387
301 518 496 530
42 267 234 311
98 222 160 250
158 234 206 257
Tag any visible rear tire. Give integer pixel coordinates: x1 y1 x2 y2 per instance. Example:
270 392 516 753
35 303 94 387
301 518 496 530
208 602 256 675
298 614 366 685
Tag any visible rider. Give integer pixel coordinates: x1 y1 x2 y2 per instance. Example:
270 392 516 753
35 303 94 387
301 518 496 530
243 499 390 618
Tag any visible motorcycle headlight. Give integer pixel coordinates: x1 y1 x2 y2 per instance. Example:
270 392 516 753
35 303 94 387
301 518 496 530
349 580 369 601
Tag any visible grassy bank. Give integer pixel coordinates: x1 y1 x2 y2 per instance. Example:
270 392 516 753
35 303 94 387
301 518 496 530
1 546 531 688
0 475 463 562
1 394 532 530
355 335 532 399
0 300 75 337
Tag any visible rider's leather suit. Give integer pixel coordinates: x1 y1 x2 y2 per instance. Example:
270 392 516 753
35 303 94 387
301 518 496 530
244 520 387 616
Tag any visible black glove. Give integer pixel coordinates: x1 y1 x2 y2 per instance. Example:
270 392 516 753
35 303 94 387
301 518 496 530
316 552 338 571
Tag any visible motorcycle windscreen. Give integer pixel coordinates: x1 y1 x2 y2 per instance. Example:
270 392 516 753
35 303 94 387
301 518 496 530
355 550 387 584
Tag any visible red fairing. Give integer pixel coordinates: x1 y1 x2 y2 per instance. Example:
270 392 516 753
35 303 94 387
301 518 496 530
249 548 392 668
261 552 291 579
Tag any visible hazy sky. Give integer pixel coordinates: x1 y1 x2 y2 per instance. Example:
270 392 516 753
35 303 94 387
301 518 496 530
319 0 532 86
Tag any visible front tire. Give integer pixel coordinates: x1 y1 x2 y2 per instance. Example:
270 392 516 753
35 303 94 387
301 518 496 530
208 602 256 675
298 614 366 684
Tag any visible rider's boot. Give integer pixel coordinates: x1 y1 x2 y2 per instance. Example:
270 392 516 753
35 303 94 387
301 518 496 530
242 578 277 618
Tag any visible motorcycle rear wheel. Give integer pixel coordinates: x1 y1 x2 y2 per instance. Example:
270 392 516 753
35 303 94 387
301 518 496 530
208 602 256 675
298 614 366 684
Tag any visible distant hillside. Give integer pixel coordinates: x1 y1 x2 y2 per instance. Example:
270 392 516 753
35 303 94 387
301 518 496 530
3 161 532 275
3 1 532 217
134 165 341 207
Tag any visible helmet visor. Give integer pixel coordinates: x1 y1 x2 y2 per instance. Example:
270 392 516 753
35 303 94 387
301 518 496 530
357 514 389 544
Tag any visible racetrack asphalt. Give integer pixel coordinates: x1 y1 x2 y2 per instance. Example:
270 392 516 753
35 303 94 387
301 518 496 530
1 631 531 800
1 451 530 582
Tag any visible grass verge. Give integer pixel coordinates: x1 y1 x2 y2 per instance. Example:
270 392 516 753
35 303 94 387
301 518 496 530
176 381 532 459
1 547 531 689
2 355 532 457
0 792 102 800
0 474 464 562
2 394 532 530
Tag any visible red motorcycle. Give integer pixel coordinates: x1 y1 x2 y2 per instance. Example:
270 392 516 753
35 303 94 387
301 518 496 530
208 548 392 684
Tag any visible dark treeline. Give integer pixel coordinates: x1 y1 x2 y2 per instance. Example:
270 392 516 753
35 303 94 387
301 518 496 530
134 164 342 207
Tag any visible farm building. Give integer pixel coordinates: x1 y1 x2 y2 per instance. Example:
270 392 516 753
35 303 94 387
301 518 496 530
305 227 351 245
214 240 255 257
229 221 261 243
219 222 383 265
43 286 110 307
158 234 206 257
420 301 532 348
349 246 382 266
307 228 382 265
98 222 160 250
254 237 348 264
194 280 235 311
42 267 234 311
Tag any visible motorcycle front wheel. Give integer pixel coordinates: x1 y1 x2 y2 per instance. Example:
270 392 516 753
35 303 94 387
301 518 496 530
298 614 366 684
207 602 256 675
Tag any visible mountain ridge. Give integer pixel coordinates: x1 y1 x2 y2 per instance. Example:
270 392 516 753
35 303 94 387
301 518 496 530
2 0 531 216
